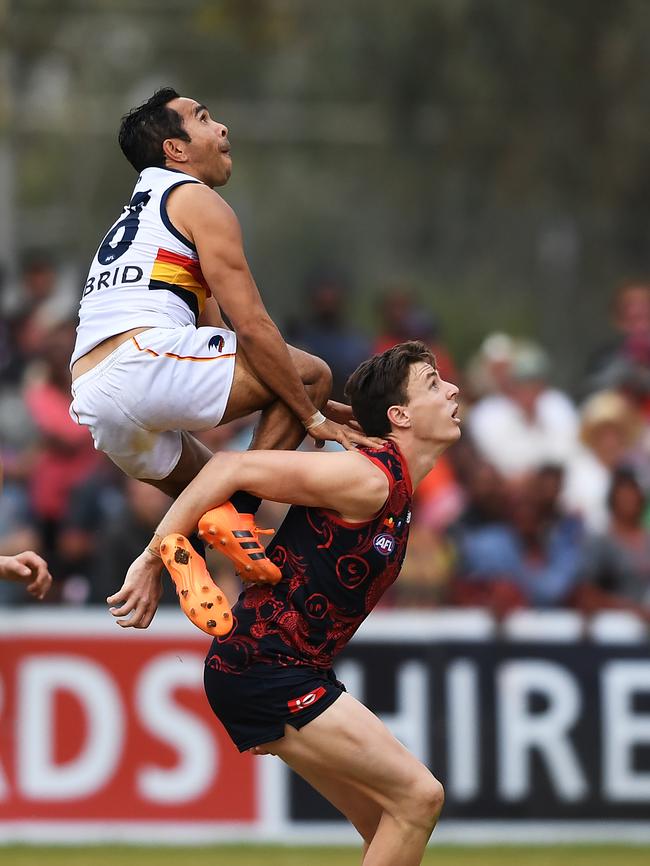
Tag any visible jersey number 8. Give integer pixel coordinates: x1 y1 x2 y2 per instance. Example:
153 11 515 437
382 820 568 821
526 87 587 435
97 190 152 265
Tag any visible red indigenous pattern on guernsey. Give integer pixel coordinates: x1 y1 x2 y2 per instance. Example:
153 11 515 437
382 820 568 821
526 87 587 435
205 441 412 673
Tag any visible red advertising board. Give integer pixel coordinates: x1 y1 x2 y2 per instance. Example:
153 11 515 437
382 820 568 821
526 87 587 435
0 614 256 824
2 608 648 845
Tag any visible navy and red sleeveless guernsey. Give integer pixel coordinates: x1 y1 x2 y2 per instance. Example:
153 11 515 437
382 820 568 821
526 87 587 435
205 440 412 674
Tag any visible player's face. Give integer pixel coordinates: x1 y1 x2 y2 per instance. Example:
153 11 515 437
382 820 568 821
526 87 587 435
168 97 232 186
404 361 461 444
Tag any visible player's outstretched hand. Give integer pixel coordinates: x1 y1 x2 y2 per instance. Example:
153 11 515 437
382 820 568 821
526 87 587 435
0 551 52 600
107 549 163 629
307 417 385 451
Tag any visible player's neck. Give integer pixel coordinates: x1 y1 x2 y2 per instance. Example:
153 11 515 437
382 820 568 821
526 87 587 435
388 433 442 490
163 161 209 185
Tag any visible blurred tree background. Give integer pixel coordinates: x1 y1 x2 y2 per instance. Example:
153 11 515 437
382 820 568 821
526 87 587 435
5 0 650 386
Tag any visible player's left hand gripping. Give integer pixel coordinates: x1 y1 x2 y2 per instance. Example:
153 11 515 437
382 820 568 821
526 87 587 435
107 550 163 629
307 418 384 451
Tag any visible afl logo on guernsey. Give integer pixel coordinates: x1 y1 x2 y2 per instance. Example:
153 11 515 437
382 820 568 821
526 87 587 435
373 533 396 556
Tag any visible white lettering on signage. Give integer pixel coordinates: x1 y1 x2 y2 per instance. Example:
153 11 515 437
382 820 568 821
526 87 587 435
497 660 587 801
446 659 479 801
602 661 650 801
136 653 217 804
17 655 124 800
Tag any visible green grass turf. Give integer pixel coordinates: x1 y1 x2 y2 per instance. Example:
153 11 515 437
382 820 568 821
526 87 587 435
2 846 650 866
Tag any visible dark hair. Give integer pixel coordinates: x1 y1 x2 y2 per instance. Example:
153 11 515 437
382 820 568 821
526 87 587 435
344 340 436 437
118 87 190 172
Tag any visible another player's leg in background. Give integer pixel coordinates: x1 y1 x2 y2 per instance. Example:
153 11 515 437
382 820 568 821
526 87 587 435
252 691 444 866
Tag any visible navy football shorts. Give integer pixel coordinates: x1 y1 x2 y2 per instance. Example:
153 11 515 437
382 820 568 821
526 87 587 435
203 661 346 752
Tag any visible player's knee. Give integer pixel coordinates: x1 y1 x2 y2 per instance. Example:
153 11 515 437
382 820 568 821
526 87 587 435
309 354 333 403
299 350 331 388
428 776 445 821
405 773 445 831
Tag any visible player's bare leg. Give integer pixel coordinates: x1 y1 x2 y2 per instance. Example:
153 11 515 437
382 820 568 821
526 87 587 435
225 344 378 451
143 345 331 500
221 343 333 451
189 345 332 581
270 750 382 858
142 431 213 498
113 344 330 622
253 692 444 866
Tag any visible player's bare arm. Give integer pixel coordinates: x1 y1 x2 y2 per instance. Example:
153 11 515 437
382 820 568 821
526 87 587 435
167 183 376 450
157 448 390 544
109 449 389 628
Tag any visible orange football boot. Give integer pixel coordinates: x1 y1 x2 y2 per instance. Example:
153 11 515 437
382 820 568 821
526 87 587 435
161 534 234 636
198 502 282 585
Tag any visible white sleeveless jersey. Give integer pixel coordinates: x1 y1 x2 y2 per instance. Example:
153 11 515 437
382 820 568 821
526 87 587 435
71 166 211 366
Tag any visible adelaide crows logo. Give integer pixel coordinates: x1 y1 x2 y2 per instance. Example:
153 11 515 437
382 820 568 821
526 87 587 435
208 334 225 352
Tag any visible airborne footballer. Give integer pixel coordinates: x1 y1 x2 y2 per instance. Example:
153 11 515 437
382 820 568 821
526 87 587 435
69 87 378 625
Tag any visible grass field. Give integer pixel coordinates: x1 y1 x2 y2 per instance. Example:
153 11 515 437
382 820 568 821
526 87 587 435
2 846 650 866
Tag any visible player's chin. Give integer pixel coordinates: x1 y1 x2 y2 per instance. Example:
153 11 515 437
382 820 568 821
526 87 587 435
218 159 233 184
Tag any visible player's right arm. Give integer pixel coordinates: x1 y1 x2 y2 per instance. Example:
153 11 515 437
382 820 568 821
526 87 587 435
168 184 364 449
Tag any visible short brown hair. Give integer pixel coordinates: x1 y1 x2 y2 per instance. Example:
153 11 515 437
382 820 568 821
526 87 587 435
344 341 436 437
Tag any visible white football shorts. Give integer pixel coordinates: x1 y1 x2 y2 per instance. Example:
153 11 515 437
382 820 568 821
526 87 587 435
69 325 237 480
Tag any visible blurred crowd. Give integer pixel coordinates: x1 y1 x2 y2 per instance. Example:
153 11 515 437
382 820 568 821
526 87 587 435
1 255 650 622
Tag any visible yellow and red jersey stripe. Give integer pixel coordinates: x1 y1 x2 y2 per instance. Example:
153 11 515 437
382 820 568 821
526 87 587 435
149 248 211 320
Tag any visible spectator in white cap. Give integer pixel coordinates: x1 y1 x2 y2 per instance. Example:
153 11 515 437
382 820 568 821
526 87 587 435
562 390 643 533
467 339 578 480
